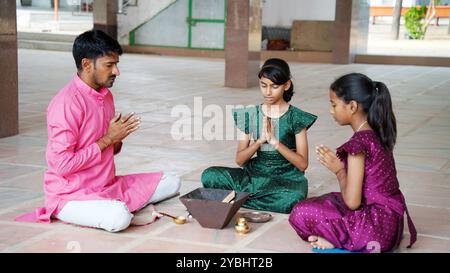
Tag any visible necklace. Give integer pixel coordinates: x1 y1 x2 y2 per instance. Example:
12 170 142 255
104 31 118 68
356 120 367 132
262 104 289 119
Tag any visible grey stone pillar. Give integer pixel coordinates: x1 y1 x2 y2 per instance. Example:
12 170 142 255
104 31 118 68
225 0 262 88
93 0 118 39
332 0 369 64
0 0 19 138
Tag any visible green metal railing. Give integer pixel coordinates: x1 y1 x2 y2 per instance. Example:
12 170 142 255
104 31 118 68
130 0 227 51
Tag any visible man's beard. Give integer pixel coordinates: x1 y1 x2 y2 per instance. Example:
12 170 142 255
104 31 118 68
105 76 116 88
94 75 116 88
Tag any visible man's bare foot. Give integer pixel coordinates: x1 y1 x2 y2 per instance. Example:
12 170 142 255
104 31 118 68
310 236 335 250
130 204 160 226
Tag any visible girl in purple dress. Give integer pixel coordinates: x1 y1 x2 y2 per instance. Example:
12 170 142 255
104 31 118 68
289 73 417 252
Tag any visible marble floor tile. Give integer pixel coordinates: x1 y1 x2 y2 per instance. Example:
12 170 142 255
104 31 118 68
14 229 135 253
0 169 45 192
0 223 51 252
245 220 313 253
126 238 227 253
396 235 450 253
0 163 43 182
407 205 450 239
0 188 44 210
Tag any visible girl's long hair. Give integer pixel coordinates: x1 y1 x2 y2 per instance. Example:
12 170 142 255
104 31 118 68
330 73 397 151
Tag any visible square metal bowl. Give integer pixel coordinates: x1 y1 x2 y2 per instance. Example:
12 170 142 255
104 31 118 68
179 188 250 229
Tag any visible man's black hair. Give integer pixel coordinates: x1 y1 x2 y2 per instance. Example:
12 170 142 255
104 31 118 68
72 29 123 71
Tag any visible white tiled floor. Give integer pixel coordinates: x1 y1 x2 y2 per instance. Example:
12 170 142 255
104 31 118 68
0 49 449 253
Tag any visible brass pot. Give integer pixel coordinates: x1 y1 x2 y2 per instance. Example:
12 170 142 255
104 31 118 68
235 217 251 234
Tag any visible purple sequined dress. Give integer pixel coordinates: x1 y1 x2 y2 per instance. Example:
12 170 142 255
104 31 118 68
289 130 417 252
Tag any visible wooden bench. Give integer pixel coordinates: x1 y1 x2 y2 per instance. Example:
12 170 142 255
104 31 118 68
370 5 450 25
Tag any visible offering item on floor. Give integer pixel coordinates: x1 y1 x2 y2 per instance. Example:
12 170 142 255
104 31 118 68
240 211 272 223
180 188 250 229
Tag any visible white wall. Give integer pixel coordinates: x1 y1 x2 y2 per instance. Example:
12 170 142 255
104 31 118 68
117 0 177 44
17 0 80 9
262 0 336 27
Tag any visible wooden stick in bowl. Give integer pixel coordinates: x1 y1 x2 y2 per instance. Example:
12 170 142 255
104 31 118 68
222 190 236 203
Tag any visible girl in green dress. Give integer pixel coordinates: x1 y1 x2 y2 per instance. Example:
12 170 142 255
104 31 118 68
201 58 317 213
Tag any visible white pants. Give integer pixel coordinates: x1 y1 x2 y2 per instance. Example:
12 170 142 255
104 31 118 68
56 173 181 232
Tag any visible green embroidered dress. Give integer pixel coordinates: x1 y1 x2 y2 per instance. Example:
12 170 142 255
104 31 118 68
201 104 317 213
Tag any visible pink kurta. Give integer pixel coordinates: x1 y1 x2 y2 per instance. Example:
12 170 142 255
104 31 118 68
15 75 163 223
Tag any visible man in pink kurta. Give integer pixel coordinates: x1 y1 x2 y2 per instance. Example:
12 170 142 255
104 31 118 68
16 30 180 232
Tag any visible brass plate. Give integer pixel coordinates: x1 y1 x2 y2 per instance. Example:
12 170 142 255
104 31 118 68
240 212 272 223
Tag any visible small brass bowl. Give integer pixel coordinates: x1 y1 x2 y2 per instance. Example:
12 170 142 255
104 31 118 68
173 216 187 225
235 217 251 234
159 212 187 225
